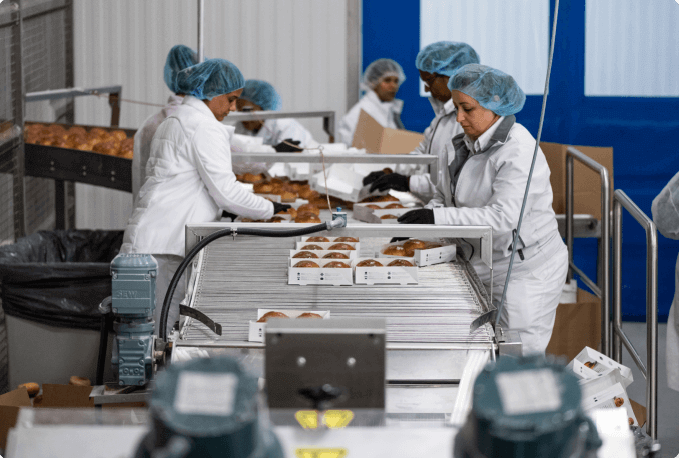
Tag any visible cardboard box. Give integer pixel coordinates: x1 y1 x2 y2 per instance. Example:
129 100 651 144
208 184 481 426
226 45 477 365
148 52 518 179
309 164 371 202
540 142 613 219
567 347 633 388
353 257 418 285
378 240 456 267
0 388 31 449
249 309 330 342
352 109 424 155
546 288 601 361
581 382 638 426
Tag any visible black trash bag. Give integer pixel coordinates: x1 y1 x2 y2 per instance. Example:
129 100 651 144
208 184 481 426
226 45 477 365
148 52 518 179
0 230 123 330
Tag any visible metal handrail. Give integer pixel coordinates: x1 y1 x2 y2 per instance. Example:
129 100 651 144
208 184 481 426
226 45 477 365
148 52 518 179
612 189 658 439
225 110 336 142
565 147 611 356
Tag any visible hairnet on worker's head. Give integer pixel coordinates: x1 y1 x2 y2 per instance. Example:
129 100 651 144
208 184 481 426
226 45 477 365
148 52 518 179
239 80 282 111
362 58 406 90
163 45 198 94
175 58 245 100
416 41 480 77
448 64 526 116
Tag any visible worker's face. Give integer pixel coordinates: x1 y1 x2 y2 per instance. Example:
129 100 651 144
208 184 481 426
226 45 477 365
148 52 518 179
236 98 264 131
420 71 451 103
205 88 243 122
374 76 400 102
452 90 500 141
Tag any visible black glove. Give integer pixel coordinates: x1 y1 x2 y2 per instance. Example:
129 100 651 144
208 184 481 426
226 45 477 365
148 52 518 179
272 202 292 215
369 173 410 193
221 210 238 221
389 237 410 243
274 138 303 152
362 170 386 186
398 209 435 225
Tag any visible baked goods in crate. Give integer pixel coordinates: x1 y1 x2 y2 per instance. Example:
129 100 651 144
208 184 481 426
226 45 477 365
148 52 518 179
293 251 319 259
257 311 290 322
356 259 383 267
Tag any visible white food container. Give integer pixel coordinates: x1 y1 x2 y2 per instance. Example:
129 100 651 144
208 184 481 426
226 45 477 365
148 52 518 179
379 240 456 267
567 347 633 388
352 257 418 285
288 258 353 286
248 309 330 342
289 249 357 261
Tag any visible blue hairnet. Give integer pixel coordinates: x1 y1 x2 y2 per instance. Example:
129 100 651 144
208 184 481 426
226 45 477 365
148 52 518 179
416 41 480 77
163 45 198 94
448 64 526 116
175 58 245 101
362 58 406 90
239 80 282 111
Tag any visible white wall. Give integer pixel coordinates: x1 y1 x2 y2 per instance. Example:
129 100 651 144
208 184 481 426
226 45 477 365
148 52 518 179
73 0 348 229
585 0 679 97
420 0 549 96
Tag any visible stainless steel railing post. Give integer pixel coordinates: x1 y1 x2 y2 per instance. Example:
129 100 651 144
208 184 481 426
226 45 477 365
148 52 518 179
611 190 658 439
565 147 611 355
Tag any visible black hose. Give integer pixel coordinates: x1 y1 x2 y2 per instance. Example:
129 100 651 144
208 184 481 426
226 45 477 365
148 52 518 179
159 223 330 340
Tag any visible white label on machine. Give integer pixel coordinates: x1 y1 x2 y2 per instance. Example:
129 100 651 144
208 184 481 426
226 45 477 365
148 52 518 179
174 372 238 416
496 369 562 415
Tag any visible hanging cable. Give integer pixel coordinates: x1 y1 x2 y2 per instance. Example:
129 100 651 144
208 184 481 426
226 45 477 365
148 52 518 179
494 0 561 331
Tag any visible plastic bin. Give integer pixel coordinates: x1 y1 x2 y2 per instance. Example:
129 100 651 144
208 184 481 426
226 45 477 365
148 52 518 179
0 230 122 389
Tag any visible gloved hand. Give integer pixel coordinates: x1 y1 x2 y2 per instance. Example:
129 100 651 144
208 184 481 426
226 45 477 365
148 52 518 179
398 209 435 224
274 138 303 152
369 173 410 193
272 202 292 215
221 210 238 221
389 237 410 243
362 170 386 186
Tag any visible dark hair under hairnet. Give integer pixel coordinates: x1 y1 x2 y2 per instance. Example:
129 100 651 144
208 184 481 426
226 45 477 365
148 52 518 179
448 64 526 116
163 45 198 94
175 58 245 101
416 41 480 77
240 80 282 111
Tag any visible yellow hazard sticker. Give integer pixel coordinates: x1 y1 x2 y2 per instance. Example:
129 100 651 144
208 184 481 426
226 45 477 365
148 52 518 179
295 448 348 458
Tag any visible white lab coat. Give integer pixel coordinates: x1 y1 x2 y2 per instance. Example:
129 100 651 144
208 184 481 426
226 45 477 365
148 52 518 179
426 115 568 354
651 171 679 391
234 118 317 148
233 118 319 175
122 95 273 258
338 90 403 146
395 97 463 203
132 94 184 203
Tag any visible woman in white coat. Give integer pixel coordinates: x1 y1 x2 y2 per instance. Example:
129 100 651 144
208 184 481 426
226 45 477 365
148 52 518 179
122 59 290 333
235 79 317 150
651 174 679 392
366 42 480 203
398 64 568 355
132 45 197 203
338 58 406 146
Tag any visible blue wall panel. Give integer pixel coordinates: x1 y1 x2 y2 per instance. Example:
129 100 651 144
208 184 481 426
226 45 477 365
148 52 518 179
363 0 679 321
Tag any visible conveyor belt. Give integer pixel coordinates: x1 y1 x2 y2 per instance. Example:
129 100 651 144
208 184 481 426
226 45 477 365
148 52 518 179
179 235 494 346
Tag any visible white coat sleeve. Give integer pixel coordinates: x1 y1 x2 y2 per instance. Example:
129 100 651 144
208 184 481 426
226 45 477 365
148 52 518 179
131 129 143 203
274 119 318 148
652 171 679 240
338 104 361 146
425 174 447 209
431 142 536 232
191 123 274 220
396 116 437 201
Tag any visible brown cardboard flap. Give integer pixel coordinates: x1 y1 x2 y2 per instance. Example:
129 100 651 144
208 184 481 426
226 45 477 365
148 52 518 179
0 388 32 407
352 109 384 153
540 142 613 219
352 109 424 154
39 384 95 408
546 288 602 361
630 399 647 427
0 388 32 449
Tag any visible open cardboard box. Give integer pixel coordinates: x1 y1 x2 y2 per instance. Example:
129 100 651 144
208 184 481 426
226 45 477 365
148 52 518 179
540 142 613 219
352 109 424 155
